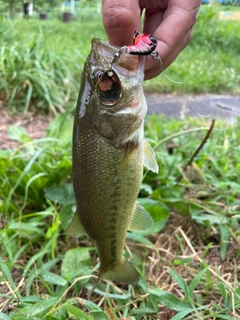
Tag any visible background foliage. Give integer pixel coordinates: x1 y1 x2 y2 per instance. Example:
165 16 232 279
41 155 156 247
0 3 240 113
0 2 240 319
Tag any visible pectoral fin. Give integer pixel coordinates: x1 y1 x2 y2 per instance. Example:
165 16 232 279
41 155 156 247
65 212 87 235
143 140 158 173
128 203 153 231
117 140 139 174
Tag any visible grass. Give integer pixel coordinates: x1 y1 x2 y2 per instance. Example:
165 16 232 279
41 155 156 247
144 5 240 94
1 2 240 319
0 2 105 113
1 112 240 319
0 4 240 113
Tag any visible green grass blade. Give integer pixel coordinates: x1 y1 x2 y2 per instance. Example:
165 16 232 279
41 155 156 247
188 266 209 296
171 309 193 320
4 147 46 213
28 297 59 318
0 313 12 320
40 270 67 286
168 268 190 297
149 288 192 312
63 304 93 320
0 257 21 299
219 224 231 261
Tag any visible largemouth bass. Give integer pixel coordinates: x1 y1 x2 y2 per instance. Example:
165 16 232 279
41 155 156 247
68 38 158 284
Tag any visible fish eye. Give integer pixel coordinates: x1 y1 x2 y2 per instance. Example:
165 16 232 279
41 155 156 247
133 30 141 40
149 35 157 45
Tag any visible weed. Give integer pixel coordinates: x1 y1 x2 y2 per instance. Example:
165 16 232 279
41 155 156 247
1 114 240 319
1 3 240 319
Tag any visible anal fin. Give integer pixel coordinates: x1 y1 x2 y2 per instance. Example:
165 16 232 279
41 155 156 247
128 202 153 231
65 212 87 235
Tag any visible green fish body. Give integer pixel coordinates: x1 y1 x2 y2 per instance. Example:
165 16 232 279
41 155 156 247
68 38 158 284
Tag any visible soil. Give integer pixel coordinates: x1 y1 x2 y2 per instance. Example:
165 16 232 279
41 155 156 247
0 106 51 150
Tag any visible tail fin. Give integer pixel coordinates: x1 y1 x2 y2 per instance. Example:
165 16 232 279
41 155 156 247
98 259 140 285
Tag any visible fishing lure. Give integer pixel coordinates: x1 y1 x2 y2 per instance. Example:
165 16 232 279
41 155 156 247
108 31 159 71
127 31 158 55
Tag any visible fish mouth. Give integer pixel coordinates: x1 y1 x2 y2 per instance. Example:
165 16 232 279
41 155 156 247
91 38 146 116
91 38 145 79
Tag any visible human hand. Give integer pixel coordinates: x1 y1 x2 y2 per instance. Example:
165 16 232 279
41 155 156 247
102 0 202 80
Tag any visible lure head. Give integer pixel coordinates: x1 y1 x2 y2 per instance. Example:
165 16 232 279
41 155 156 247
129 32 158 55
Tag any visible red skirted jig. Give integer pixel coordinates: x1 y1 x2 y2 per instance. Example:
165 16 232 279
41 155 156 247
126 31 157 56
108 31 159 71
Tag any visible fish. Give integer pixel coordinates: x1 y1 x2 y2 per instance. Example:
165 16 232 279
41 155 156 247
67 38 158 285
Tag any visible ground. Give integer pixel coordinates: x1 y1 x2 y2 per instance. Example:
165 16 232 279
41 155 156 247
1 101 240 319
0 106 51 150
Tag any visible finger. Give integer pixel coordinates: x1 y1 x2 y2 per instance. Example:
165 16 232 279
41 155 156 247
144 28 194 80
142 8 165 34
147 6 198 59
102 0 141 47
143 1 201 79
160 27 194 70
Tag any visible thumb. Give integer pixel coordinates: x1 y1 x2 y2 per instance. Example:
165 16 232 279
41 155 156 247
102 0 141 47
